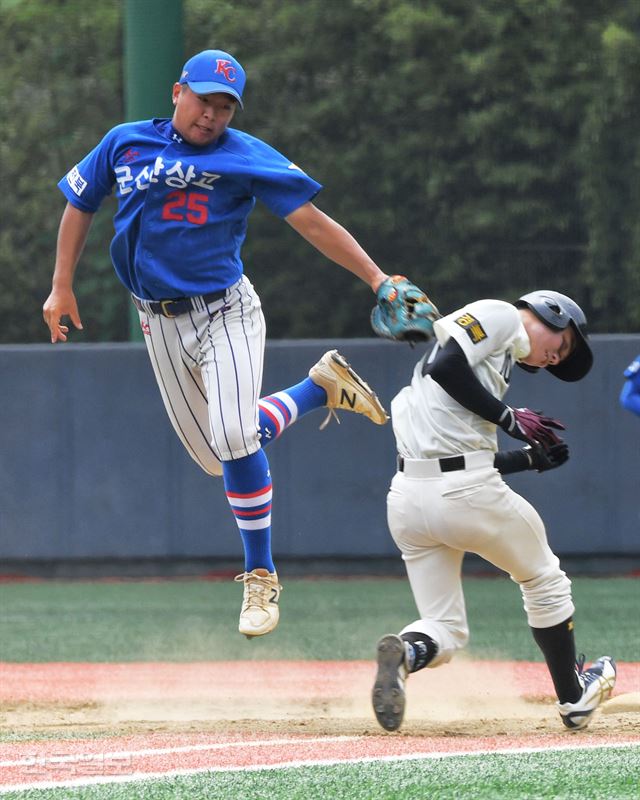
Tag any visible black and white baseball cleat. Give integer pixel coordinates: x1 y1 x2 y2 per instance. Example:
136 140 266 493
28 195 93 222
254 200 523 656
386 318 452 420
557 655 617 730
372 634 408 732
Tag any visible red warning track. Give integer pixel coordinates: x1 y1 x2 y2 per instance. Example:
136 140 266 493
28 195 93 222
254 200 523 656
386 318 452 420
1 661 638 792
1 660 638 703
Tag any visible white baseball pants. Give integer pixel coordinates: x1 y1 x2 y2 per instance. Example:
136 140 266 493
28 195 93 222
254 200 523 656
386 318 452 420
137 276 266 476
387 450 575 667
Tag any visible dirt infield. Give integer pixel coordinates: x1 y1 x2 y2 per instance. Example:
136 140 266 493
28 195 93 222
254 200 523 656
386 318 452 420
1 660 638 791
1 659 639 735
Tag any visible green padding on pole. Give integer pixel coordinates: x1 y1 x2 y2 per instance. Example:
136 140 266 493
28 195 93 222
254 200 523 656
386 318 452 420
124 0 184 340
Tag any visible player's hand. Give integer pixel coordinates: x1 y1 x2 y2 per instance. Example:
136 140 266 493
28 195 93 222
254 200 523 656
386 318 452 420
525 442 569 472
498 406 565 449
42 287 83 343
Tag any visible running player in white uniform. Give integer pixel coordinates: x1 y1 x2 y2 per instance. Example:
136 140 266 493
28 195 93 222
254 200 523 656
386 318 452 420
42 49 390 638
371 291 617 732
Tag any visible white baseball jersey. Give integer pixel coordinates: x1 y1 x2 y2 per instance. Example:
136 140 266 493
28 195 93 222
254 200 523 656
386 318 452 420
391 299 531 458
386 298 574 666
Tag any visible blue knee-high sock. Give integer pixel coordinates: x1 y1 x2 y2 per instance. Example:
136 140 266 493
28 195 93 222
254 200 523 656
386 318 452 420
258 377 326 444
222 449 275 573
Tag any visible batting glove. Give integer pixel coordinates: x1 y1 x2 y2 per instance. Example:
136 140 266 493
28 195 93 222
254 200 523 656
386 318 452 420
524 442 570 472
498 406 565 449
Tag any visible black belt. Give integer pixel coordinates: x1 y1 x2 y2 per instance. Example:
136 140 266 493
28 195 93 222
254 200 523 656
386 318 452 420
131 290 226 318
398 455 466 473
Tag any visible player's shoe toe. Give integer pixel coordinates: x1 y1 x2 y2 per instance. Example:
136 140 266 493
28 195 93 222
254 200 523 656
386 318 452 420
309 349 389 426
557 655 616 730
372 634 408 732
234 568 282 637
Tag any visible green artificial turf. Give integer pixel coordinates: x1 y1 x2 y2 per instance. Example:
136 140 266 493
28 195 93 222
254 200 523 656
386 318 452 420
2 744 638 799
0 576 637 663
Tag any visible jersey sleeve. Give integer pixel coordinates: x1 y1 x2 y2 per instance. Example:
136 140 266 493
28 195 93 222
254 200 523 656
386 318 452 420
433 300 528 368
620 379 640 415
245 140 322 217
57 126 122 212
623 354 640 380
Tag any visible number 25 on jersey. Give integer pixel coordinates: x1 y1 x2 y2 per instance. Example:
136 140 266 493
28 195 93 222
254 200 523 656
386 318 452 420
162 191 208 225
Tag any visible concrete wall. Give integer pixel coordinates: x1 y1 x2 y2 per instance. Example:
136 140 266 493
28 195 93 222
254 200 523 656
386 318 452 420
1 336 638 564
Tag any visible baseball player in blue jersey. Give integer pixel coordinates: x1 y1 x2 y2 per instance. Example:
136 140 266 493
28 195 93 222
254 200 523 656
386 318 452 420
371 291 616 732
43 49 391 638
620 354 640 417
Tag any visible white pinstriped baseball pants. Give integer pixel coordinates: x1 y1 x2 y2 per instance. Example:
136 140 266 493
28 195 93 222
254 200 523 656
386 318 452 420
137 276 266 477
387 451 575 667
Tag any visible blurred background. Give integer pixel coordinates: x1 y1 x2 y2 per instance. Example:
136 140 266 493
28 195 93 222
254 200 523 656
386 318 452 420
2 0 640 344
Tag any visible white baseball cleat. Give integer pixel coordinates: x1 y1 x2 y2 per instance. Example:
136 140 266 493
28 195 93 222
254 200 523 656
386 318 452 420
372 633 408 732
557 655 617 730
309 349 389 428
234 568 282 637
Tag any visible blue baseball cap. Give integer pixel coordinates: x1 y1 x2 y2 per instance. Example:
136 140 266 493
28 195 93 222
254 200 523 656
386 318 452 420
178 49 245 108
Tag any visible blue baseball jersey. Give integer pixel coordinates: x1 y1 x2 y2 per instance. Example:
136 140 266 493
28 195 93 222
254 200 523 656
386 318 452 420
623 354 640 381
620 353 640 416
58 119 322 300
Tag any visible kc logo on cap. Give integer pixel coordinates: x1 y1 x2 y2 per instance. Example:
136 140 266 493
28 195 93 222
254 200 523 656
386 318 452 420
215 59 237 82
178 49 246 108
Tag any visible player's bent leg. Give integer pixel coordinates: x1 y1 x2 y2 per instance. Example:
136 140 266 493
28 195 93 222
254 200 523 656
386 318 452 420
479 500 615 728
530 617 583 705
201 278 266 464
458 474 614 727
257 350 388 444
258 381 324 443
386 473 470 666
138 309 224 476
309 350 388 427
518 562 575 629
518 565 578 707
529 614 617 730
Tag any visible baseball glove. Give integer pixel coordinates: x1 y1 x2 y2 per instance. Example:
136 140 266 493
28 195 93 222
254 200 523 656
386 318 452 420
371 275 441 344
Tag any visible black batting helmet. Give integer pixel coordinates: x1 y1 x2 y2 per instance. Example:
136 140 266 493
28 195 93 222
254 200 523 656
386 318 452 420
514 290 593 381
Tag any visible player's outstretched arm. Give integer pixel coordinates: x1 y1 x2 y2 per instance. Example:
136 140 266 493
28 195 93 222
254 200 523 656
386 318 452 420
285 202 388 292
43 203 93 343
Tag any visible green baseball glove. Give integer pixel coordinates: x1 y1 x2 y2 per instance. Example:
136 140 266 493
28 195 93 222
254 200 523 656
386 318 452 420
371 275 440 344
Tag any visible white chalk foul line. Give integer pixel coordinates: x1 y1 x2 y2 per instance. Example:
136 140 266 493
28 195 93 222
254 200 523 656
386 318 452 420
0 738 639 794
0 735 358 768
